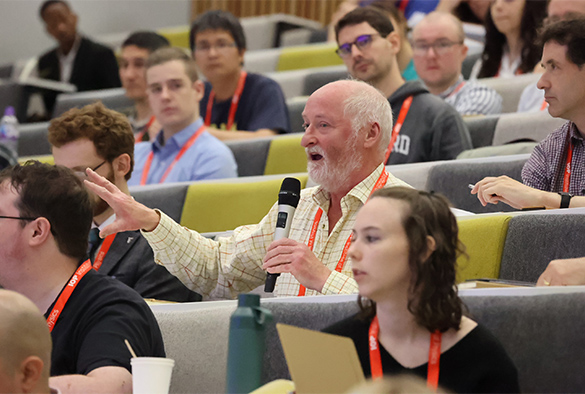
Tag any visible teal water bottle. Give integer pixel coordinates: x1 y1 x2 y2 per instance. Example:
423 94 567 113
226 293 273 394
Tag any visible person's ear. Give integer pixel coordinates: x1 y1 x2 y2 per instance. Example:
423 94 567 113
193 80 205 102
422 235 437 262
363 122 382 149
18 356 45 393
28 217 52 248
112 154 132 181
386 31 401 55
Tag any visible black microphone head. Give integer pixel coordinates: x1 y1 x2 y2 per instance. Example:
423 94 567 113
278 177 301 208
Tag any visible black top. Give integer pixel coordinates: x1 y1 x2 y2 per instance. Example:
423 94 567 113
323 314 520 393
199 72 291 134
44 269 165 376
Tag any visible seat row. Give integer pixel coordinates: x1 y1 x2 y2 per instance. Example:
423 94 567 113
150 288 585 393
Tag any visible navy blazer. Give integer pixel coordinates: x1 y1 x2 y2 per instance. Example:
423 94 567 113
38 36 121 114
95 230 202 303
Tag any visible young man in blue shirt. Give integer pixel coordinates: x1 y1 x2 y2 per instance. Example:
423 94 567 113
129 47 237 186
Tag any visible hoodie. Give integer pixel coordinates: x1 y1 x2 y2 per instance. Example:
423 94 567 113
386 80 472 164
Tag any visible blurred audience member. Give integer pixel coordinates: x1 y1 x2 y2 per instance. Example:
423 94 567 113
0 290 52 394
470 0 548 79
324 187 519 393
128 47 237 186
335 7 471 164
517 0 585 113
436 0 491 25
472 16 585 209
412 12 502 115
191 10 290 140
37 0 121 115
49 102 202 302
119 32 169 142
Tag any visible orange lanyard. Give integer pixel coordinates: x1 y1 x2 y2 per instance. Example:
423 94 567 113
205 71 247 131
134 115 157 143
398 0 410 12
385 96 413 163
297 170 389 296
369 316 442 391
563 140 574 193
46 260 92 332
140 125 206 185
447 81 466 98
540 99 548 112
92 233 116 271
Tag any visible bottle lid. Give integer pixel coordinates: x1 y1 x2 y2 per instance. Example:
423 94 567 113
237 293 260 308
3 106 15 117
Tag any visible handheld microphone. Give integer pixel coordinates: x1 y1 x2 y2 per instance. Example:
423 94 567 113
264 177 301 292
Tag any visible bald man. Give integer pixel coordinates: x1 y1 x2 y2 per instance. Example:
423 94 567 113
0 290 52 394
85 79 411 299
412 11 502 115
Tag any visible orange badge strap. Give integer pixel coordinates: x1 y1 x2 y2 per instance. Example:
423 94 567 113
563 140 574 193
46 260 92 332
140 125 206 185
297 170 389 296
92 233 116 271
205 71 248 131
540 99 548 112
369 316 442 391
385 96 413 164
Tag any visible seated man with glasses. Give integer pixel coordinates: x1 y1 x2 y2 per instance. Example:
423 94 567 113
49 102 202 302
191 10 291 140
412 12 502 116
335 7 472 164
0 161 165 394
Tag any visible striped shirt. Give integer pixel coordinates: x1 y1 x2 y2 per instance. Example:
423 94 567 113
439 76 502 116
522 121 585 195
142 164 411 299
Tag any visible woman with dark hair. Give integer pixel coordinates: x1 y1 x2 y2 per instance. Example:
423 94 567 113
323 187 519 393
470 0 548 78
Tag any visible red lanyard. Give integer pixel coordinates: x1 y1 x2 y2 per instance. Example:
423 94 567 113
369 316 442 391
563 140 574 193
46 260 92 332
398 0 410 12
385 96 413 163
205 71 247 131
297 170 389 296
134 115 157 143
92 233 116 271
540 99 548 112
140 125 206 185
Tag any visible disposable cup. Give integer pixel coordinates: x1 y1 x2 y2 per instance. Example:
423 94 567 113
131 357 175 394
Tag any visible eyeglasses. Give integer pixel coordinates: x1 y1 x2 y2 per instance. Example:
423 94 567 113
336 34 381 58
73 160 106 180
412 40 464 56
194 41 238 53
0 216 37 221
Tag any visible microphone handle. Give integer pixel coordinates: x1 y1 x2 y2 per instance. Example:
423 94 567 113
264 204 296 292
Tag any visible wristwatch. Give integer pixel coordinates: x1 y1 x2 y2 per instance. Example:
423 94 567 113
558 192 573 209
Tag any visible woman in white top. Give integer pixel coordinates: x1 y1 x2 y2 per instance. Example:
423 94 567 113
470 0 547 79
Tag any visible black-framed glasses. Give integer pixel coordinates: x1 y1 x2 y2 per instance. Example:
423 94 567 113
412 40 464 56
336 34 382 58
0 216 37 221
73 160 107 179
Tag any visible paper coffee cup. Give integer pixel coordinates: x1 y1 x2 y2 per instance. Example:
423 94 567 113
131 357 175 394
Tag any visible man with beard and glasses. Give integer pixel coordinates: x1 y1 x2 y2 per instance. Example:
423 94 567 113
84 80 411 299
48 102 201 302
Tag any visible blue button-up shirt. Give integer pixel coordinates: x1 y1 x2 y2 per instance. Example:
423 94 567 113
128 117 238 186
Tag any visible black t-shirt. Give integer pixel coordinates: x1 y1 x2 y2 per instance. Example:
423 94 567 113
44 269 165 376
199 72 291 134
323 314 519 393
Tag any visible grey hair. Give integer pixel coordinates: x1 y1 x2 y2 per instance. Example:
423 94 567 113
343 79 393 158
